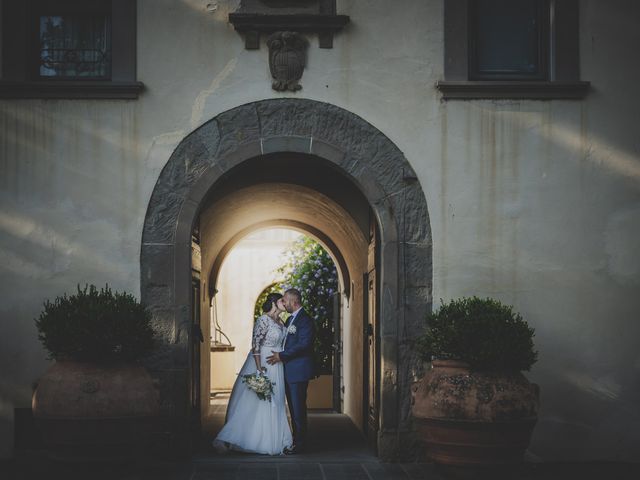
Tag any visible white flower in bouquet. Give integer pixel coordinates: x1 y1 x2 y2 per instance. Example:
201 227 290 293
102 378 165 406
241 372 275 402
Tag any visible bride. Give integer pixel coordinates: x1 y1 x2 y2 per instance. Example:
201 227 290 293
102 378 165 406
213 292 293 455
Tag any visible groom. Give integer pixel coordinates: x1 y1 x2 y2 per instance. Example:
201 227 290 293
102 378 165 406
267 288 315 454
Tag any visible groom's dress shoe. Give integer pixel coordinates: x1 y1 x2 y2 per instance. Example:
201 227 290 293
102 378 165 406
284 445 302 455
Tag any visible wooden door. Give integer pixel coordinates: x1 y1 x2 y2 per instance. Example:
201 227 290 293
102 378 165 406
332 292 342 412
190 228 204 440
191 275 203 434
363 217 379 451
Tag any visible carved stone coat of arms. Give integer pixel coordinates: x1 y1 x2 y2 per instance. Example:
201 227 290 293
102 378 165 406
266 31 309 92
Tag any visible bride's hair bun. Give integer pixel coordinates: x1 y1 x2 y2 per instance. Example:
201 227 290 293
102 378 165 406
262 292 283 313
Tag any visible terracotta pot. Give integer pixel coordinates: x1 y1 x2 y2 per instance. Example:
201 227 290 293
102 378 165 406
411 360 539 465
32 361 160 461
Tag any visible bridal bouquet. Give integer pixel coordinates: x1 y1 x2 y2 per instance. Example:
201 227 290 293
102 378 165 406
241 372 275 402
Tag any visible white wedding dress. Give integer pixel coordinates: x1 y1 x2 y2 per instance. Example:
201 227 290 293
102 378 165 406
213 314 293 455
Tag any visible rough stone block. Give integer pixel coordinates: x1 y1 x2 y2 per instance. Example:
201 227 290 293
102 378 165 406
171 132 212 180
147 307 177 344
398 338 424 428
215 140 262 173
143 285 174 309
403 305 430 337
377 430 400 462
311 103 376 160
175 201 199 244
142 341 174 371
216 106 261 158
378 429 422 463
380 336 398 430
142 189 184 244
404 286 432 308
404 243 432 288
156 131 214 197
150 368 190 418
173 245 193 307
374 198 400 243
140 244 174 288
310 138 345 166
149 369 178 416
389 183 432 244
174 304 191 344
380 285 398 337
364 133 407 195
185 165 224 205
193 118 221 158
405 186 432 245
347 159 388 204
262 135 311 154
256 98 320 137
403 287 432 333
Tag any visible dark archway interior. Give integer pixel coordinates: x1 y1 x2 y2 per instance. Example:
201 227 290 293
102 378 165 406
196 153 375 439
202 153 371 237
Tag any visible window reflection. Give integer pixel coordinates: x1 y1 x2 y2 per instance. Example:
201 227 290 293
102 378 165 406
39 14 111 78
471 0 546 80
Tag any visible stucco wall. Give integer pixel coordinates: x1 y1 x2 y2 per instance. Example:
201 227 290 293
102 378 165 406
1 0 639 461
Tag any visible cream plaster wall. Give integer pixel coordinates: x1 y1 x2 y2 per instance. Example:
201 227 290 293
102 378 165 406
1 0 639 461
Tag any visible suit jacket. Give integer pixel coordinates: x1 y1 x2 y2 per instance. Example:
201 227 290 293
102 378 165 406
280 308 316 383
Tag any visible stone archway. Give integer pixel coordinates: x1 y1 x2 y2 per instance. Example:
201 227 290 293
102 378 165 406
140 99 432 459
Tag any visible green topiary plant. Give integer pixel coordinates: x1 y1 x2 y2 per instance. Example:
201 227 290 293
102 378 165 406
35 284 155 363
417 297 538 372
277 237 339 375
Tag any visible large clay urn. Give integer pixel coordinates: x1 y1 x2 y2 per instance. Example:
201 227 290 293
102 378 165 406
411 360 539 466
32 361 160 461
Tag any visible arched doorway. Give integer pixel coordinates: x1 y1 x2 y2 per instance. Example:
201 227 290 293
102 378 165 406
209 228 344 424
210 225 349 412
140 99 432 460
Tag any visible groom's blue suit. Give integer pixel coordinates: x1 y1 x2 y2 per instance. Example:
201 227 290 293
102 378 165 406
279 308 315 451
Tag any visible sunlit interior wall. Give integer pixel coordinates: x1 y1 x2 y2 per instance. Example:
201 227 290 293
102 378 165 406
211 228 302 389
198 182 368 429
0 0 638 461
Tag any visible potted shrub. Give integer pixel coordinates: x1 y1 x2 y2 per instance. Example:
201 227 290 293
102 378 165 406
411 297 539 466
32 284 160 461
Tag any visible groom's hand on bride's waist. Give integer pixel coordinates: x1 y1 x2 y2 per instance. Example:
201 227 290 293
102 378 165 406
266 351 281 365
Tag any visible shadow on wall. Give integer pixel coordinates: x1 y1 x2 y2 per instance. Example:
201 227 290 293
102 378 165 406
530 360 640 461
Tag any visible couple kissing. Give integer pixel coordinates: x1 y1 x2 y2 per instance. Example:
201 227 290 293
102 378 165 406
213 288 315 455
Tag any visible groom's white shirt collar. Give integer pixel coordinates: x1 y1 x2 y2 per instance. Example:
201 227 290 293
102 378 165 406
289 307 302 323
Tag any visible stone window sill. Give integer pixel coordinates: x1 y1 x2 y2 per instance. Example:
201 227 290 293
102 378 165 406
0 81 145 99
436 80 590 100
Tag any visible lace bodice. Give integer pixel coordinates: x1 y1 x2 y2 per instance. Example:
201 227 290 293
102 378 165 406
252 315 286 353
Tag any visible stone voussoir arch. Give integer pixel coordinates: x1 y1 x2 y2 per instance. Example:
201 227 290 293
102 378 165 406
140 98 432 458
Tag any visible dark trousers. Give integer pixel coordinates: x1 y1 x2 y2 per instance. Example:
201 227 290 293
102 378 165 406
285 380 309 449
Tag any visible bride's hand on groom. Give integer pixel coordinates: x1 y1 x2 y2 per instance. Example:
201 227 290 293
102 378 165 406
266 351 281 365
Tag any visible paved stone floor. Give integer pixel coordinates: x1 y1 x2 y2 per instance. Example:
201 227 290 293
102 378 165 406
2 407 639 479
